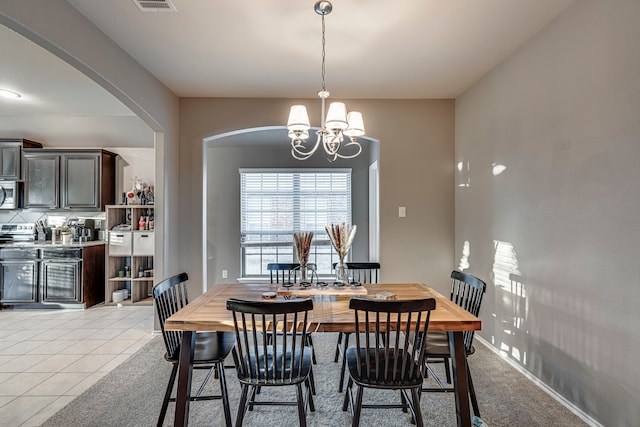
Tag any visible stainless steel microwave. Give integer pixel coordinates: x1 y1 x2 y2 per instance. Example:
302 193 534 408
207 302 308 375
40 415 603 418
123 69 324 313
0 181 19 209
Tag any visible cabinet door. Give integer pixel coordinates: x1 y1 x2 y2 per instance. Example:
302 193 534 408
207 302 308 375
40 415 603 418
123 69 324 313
61 153 100 209
0 260 38 303
41 260 82 303
0 144 21 180
109 232 132 255
23 153 60 209
133 232 154 255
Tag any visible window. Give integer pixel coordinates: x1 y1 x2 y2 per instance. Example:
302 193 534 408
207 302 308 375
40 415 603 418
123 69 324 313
240 169 352 277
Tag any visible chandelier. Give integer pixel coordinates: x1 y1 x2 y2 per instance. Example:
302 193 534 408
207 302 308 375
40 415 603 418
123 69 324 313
287 1 366 162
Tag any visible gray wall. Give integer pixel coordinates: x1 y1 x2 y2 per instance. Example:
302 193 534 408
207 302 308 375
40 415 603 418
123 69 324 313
206 140 372 282
455 1 640 425
180 98 455 295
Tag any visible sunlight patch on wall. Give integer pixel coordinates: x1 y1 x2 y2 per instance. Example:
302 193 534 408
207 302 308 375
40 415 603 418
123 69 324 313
493 240 521 291
456 160 470 187
492 240 528 364
458 240 470 271
491 163 507 176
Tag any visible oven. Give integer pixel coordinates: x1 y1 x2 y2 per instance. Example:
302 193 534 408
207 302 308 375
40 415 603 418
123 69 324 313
0 247 40 303
0 223 38 304
40 247 83 304
0 181 19 209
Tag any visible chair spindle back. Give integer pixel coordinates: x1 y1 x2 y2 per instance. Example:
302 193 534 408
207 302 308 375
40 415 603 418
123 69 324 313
152 272 190 360
267 263 300 285
449 270 486 352
350 297 436 385
227 298 314 384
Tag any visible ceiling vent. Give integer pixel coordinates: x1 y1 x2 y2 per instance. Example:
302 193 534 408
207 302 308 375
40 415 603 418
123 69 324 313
133 0 177 12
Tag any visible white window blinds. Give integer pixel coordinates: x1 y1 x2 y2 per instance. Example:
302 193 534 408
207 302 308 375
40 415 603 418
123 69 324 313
240 169 352 276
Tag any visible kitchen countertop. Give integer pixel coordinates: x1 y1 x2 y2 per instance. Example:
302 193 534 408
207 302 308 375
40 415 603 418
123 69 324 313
0 240 106 248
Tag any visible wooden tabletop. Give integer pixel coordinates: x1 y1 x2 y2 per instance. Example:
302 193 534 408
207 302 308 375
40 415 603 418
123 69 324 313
165 282 481 333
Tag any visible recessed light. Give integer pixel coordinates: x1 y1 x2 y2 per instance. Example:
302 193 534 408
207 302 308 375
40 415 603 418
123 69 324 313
0 89 22 99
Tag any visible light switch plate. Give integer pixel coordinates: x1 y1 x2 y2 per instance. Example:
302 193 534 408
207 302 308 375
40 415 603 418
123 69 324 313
399 206 406 218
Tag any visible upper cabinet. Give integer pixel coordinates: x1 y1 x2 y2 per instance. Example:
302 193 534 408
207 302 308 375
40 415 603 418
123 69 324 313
0 139 43 180
23 149 116 211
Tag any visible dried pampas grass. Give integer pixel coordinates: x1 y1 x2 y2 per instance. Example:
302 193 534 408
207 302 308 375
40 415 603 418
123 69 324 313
325 223 357 261
294 231 314 265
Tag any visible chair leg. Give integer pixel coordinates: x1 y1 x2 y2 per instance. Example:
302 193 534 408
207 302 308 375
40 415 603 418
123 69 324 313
296 383 307 427
352 384 364 427
342 377 353 411
217 362 232 427
334 332 343 362
309 366 316 395
444 357 452 383
468 365 481 417
410 388 424 427
248 385 258 411
157 363 178 427
306 377 316 412
235 384 250 427
306 334 317 364
194 365 216 398
338 333 350 392
400 388 408 413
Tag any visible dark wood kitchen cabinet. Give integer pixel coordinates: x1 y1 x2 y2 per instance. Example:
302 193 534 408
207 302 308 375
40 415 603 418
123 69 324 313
22 149 116 211
0 244 105 308
40 245 105 307
0 138 43 180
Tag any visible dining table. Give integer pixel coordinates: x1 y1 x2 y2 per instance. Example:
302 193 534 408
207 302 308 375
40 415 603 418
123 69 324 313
164 282 482 427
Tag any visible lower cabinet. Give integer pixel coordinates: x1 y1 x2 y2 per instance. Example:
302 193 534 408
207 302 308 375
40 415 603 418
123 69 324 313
41 259 82 303
0 244 105 308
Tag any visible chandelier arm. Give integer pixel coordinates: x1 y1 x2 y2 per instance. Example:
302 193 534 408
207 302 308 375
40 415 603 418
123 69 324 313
333 138 363 159
291 133 322 160
321 130 342 155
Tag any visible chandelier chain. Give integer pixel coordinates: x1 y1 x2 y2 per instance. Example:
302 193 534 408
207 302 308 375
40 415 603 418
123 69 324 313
321 13 326 93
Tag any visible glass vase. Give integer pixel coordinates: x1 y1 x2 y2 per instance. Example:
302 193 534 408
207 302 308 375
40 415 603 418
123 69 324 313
335 259 349 285
300 262 309 285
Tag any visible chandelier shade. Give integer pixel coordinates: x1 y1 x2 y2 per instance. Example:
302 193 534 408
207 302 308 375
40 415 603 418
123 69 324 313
344 112 365 137
325 102 349 130
287 105 311 133
286 1 366 162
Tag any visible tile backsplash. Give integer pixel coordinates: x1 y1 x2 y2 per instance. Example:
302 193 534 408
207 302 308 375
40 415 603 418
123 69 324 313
0 210 106 230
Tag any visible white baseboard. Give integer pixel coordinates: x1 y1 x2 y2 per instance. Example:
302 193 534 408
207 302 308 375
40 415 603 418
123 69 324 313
475 336 602 427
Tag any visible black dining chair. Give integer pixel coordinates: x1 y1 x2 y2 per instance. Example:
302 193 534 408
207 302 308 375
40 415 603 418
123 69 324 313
267 262 317 365
267 262 300 285
342 297 436 426
227 297 316 427
333 262 381 392
421 270 487 417
153 272 235 427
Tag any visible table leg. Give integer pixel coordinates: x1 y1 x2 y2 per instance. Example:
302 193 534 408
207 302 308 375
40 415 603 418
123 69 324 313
449 331 471 427
174 330 195 426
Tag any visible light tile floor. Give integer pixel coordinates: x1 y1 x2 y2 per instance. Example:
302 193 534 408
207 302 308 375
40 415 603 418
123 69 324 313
0 304 155 426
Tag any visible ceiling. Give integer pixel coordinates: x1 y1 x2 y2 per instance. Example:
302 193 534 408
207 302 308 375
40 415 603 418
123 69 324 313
0 0 574 148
